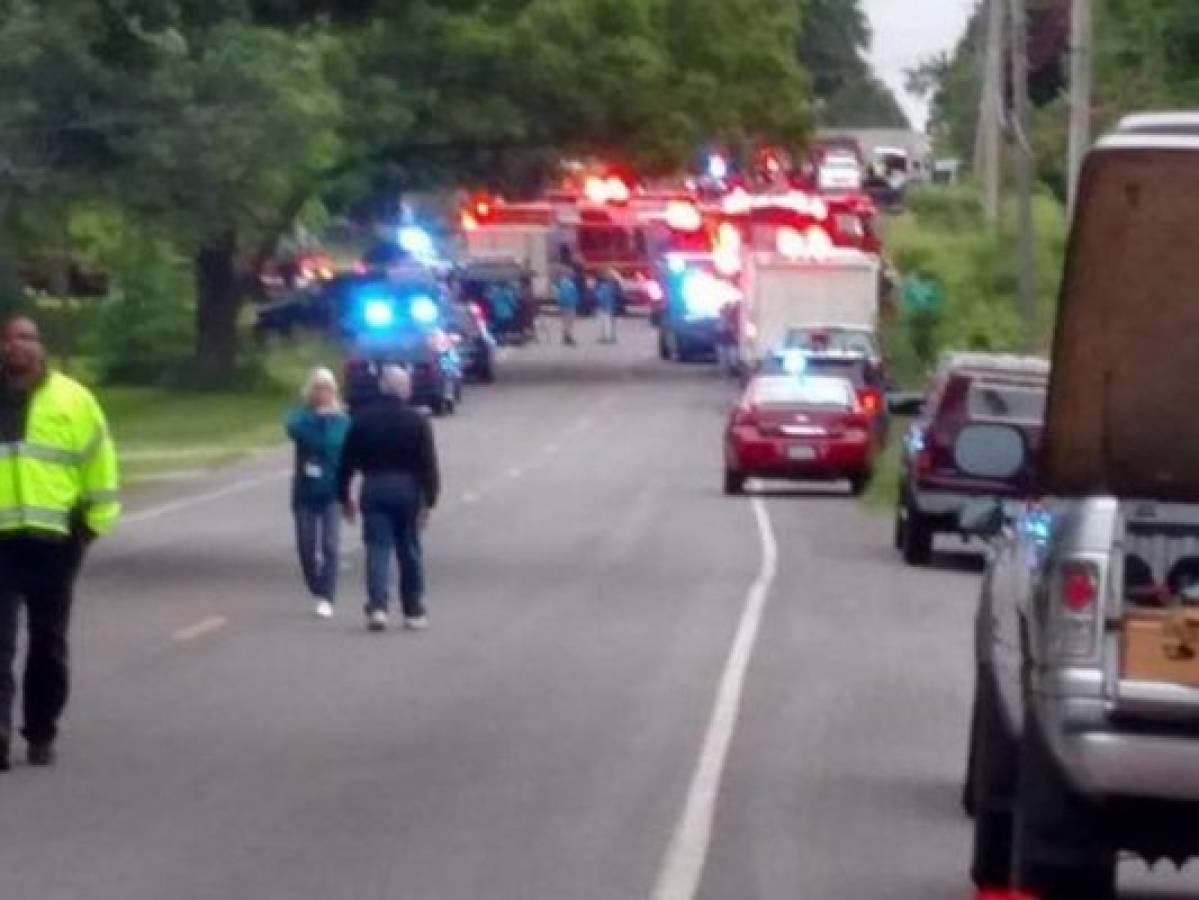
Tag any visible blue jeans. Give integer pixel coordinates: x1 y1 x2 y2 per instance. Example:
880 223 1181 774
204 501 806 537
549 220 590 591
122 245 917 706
294 501 341 602
361 474 426 618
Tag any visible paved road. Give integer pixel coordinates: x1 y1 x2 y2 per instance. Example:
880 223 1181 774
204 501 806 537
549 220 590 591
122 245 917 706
1 319 1196 898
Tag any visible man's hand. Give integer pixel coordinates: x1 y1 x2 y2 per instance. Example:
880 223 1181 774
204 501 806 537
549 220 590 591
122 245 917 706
341 499 358 525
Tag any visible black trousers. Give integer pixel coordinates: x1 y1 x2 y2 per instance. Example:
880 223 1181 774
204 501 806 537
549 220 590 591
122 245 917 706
0 537 84 744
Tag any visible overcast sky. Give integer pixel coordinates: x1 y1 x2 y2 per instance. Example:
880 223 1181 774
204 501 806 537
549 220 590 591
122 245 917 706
863 0 978 131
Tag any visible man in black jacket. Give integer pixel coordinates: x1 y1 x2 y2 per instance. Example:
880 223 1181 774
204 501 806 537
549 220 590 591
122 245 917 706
338 365 440 632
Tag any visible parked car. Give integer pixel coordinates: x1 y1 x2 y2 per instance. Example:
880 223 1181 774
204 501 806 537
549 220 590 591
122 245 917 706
963 113 1199 899
895 352 1048 565
724 372 878 496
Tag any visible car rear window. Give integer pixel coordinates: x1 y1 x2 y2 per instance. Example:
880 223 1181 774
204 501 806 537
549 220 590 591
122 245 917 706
967 379 1047 424
784 328 877 358
751 375 853 409
803 357 867 388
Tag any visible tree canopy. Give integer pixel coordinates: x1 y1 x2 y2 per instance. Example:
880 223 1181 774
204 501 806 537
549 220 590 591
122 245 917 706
797 0 909 129
1 0 901 382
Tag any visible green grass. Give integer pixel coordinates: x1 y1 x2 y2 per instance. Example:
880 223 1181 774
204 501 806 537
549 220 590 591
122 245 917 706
97 337 342 486
863 430 903 514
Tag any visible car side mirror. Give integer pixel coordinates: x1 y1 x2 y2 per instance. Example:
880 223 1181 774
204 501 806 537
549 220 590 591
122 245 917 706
959 498 1005 539
887 392 925 416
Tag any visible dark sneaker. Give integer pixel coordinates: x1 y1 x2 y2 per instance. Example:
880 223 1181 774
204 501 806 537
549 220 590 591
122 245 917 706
27 742 56 767
0 733 10 773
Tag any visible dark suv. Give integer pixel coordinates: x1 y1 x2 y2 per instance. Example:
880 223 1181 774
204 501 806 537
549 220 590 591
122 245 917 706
895 352 1048 565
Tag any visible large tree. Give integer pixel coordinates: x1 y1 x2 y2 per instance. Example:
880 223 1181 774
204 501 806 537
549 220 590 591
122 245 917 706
797 0 909 129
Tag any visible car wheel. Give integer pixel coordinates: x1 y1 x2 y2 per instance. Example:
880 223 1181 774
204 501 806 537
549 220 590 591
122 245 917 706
1012 713 1117 900
723 469 746 496
901 499 934 566
968 668 1020 889
849 472 871 497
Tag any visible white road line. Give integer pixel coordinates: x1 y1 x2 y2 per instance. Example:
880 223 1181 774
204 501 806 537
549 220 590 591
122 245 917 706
172 616 229 643
650 497 779 900
122 470 288 527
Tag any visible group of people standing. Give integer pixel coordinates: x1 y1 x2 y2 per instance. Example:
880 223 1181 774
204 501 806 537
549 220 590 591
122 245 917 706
554 268 621 347
286 364 440 633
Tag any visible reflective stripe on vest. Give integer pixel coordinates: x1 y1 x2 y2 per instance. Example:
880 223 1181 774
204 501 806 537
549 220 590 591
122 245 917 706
0 506 71 532
0 441 90 467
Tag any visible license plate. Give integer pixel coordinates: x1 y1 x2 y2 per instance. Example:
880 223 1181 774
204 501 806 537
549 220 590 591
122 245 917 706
786 445 817 461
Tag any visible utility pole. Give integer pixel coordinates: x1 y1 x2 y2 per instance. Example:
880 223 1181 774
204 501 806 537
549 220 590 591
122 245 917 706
1009 0 1038 350
1067 0 1093 217
977 0 1005 224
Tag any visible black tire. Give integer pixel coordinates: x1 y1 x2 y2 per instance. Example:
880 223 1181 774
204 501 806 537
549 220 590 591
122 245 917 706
969 668 1020 889
849 472 871 497
901 498 934 566
724 469 745 496
1013 714 1117 899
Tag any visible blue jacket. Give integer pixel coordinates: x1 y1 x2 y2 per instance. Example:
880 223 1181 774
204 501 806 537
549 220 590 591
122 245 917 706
556 275 580 310
286 408 350 507
595 278 618 312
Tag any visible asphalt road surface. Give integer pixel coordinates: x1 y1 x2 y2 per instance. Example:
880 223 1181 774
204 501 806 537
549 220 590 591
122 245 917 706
2 319 1196 899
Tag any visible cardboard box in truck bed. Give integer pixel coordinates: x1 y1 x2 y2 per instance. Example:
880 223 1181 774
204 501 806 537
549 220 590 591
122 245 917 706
741 249 880 365
464 226 555 300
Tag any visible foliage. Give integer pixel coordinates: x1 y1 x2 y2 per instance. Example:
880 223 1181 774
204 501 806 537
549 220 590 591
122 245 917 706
797 0 908 129
96 238 194 385
883 185 1068 383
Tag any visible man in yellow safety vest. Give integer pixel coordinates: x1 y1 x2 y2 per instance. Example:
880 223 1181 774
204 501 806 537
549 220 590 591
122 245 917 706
0 316 119 772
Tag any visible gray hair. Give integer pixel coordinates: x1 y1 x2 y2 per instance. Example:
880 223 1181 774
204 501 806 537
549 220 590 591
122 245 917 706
379 364 413 400
302 367 341 406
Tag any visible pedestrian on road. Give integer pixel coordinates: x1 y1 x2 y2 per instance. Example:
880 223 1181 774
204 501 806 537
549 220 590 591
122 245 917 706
285 368 349 620
0 316 120 772
555 268 580 347
595 271 619 344
337 365 440 633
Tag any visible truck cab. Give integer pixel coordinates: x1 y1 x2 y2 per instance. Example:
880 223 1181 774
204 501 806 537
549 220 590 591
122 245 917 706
966 114 1199 898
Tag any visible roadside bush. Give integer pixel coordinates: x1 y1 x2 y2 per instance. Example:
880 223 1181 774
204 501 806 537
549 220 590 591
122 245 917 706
882 185 1068 385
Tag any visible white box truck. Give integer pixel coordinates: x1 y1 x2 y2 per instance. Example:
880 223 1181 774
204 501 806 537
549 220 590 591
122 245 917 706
740 247 880 367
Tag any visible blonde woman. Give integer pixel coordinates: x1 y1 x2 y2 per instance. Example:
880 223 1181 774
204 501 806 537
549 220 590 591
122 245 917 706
285 368 350 618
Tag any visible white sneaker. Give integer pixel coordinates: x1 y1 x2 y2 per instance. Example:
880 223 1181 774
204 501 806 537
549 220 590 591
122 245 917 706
367 610 389 632
314 600 334 619
404 615 430 632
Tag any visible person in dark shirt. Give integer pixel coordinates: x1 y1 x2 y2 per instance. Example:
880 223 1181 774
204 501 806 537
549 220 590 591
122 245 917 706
337 365 440 633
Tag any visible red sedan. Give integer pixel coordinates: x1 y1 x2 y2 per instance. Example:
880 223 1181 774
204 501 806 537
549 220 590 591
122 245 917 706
724 374 878 496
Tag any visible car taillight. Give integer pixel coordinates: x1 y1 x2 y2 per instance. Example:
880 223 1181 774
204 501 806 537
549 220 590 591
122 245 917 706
857 388 882 416
1053 559 1102 660
732 405 759 430
1061 561 1099 612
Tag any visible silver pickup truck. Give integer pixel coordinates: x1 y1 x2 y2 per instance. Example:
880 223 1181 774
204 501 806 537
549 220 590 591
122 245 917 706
963 113 1199 900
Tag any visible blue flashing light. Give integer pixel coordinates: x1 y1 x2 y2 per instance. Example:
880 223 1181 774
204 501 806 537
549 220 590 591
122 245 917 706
707 153 729 181
362 298 396 329
1023 508 1053 546
410 295 440 326
666 254 687 275
681 271 726 320
398 226 435 260
781 349 807 375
